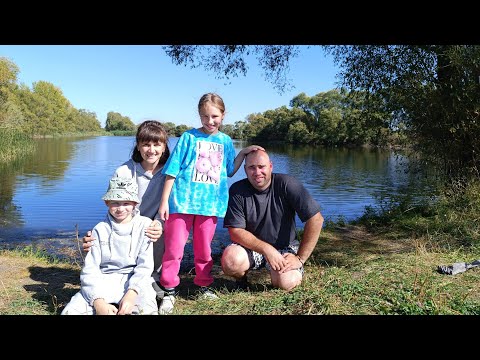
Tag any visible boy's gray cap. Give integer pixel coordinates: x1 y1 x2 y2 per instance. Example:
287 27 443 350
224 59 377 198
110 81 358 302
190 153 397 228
102 177 140 203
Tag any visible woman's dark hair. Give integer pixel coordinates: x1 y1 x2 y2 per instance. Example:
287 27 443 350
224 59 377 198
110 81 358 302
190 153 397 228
131 120 170 165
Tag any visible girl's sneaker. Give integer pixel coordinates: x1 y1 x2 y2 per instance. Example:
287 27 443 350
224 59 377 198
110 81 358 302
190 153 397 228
158 287 176 314
197 286 218 300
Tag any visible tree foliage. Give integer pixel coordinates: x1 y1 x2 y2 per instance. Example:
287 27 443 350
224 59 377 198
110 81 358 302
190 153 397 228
0 58 102 135
105 111 136 132
163 45 301 93
162 121 177 135
325 45 480 182
0 57 21 128
0 57 19 87
288 90 391 146
8 81 102 135
174 124 191 137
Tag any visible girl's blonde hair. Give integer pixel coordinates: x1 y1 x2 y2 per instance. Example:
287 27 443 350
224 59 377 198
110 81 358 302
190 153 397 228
198 93 225 115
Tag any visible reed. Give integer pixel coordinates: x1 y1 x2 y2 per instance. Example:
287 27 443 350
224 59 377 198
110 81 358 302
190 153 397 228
0 128 36 163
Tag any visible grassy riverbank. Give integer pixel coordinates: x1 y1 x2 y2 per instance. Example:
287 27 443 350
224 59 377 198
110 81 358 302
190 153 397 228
1 225 479 315
0 129 109 163
1 181 479 315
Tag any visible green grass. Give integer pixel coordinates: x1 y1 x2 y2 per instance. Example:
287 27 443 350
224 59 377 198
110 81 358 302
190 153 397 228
1 229 479 315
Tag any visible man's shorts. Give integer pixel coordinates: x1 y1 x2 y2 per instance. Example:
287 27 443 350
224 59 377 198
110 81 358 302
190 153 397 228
230 243 304 275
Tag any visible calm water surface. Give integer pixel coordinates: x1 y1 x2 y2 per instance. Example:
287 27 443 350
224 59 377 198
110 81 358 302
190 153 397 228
0 136 431 258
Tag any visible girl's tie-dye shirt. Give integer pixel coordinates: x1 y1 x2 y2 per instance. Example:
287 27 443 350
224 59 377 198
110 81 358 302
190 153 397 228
162 128 236 217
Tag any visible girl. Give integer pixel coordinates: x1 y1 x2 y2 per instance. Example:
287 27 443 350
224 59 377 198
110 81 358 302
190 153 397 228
113 120 170 278
157 93 263 314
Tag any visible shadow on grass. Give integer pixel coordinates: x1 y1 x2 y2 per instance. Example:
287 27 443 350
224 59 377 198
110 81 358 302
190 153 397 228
174 254 275 300
22 261 271 314
176 267 273 300
24 265 80 314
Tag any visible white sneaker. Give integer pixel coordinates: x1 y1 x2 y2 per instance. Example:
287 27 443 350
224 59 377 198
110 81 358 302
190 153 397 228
158 294 176 315
198 286 219 300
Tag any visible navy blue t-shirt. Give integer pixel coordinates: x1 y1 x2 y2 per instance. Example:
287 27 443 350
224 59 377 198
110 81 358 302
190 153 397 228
223 173 321 249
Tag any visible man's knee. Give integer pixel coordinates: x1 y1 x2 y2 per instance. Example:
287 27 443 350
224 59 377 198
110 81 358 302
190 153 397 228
272 271 302 291
221 244 248 275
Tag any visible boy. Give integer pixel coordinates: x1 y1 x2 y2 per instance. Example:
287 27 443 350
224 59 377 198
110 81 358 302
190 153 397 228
61 177 158 315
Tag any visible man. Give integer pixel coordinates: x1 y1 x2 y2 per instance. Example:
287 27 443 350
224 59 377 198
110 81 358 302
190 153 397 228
221 149 324 291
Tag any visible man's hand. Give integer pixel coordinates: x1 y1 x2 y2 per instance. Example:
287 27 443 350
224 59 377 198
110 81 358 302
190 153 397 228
279 253 304 273
264 247 288 272
82 231 95 253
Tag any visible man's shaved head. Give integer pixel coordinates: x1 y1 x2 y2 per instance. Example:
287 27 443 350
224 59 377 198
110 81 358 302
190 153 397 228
244 149 272 191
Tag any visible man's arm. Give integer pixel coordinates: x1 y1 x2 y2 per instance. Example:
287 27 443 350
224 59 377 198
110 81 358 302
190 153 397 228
295 212 324 264
228 227 274 255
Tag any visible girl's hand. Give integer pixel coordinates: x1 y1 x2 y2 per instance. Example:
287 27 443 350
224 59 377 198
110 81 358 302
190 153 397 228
243 145 265 156
158 203 169 221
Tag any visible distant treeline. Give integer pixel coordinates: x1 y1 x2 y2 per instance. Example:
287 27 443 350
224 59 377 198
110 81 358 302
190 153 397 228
0 57 404 147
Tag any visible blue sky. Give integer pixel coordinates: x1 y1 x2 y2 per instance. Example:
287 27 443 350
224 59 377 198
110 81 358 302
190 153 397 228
0 45 340 128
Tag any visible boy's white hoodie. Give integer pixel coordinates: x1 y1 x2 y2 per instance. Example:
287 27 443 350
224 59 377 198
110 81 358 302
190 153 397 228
80 209 154 306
